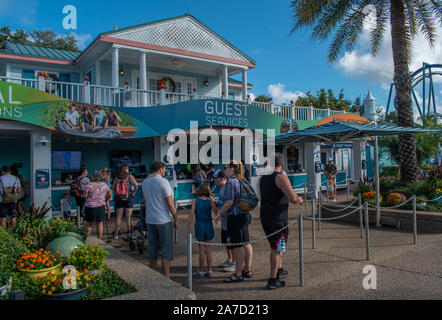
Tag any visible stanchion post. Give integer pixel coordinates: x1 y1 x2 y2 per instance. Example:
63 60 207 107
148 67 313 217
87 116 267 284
364 201 370 261
311 198 316 249
347 179 350 200
412 195 417 245
76 207 80 230
304 182 307 209
318 191 321 231
299 215 304 287
358 194 363 238
187 232 193 291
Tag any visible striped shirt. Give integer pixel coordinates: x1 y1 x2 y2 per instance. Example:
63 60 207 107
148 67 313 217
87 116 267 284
224 176 243 216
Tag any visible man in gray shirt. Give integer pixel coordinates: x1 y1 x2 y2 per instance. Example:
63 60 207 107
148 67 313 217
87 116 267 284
142 161 178 278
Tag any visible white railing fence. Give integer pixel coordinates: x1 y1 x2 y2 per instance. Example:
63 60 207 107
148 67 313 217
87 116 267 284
0 76 352 120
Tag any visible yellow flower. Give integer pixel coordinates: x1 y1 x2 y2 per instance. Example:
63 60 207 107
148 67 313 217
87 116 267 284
42 289 46 294
47 291 52 295
51 287 55 292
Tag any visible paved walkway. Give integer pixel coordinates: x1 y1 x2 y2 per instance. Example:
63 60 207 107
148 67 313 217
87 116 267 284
101 198 441 300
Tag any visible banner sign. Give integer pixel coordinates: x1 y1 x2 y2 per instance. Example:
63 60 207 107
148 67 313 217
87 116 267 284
321 143 353 149
0 82 318 139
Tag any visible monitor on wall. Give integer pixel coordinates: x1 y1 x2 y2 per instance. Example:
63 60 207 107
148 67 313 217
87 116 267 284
110 151 142 169
51 151 82 170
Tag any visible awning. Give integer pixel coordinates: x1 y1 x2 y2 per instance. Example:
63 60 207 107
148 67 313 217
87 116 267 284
274 121 441 144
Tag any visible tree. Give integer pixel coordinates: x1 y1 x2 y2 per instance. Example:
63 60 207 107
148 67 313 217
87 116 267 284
254 94 271 103
0 27 79 51
294 88 354 111
289 0 442 182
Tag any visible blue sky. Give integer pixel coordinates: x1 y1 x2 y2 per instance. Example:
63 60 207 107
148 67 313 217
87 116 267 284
1 0 441 114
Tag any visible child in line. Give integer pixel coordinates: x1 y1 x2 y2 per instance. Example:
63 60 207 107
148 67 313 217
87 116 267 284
187 183 216 278
60 191 73 221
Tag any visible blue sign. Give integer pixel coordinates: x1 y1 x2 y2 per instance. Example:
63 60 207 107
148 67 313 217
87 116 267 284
36 169 50 188
321 143 353 149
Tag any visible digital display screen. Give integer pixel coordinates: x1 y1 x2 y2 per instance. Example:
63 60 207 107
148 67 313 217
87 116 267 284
51 151 82 170
110 151 142 169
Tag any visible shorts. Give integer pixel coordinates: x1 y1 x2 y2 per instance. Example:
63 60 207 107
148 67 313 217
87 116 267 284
0 203 17 218
195 221 214 242
261 219 289 253
147 222 174 261
226 214 250 249
84 206 106 222
63 211 73 220
221 229 229 244
114 194 134 209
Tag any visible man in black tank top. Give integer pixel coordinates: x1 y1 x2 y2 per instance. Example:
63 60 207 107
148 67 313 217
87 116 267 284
259 153 303 290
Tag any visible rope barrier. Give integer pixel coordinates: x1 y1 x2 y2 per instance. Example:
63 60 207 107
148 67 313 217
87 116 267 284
191 203 312 247
417 195 442 203
319 198 359 212
304 204 363 222
367 196 413 209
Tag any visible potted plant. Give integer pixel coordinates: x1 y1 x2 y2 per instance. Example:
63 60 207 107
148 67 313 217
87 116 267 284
38 269 93 300
17 249 63 280
361 191 381 205
68 245 108 277
386 193 405 206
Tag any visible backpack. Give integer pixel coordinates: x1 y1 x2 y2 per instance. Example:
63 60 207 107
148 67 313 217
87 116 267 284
114 177 129 202
237 179 259 212
70 176 86 198
194 172 204 184
0 177 19 204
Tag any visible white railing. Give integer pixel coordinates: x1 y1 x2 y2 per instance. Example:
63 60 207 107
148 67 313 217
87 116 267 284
0 76 352 121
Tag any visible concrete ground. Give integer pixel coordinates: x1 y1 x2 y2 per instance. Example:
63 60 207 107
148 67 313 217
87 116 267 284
97 204 440 300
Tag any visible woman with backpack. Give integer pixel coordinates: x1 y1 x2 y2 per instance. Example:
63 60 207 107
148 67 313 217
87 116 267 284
112 165 138 240
82 171 112 239
215 160 253 283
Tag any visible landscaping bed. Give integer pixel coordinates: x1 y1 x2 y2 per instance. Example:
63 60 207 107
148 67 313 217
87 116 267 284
0 204 136 300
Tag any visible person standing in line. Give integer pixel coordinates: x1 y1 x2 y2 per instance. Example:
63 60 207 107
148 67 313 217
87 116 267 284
74 166 90 226
259 153 303 290
324 157 338 202
216 161 250 283
0 166 21 230
82 171 112 239
212 169 235 272
187 183 215 278
193 164 207 190
112 165 138 240
142 161 178 278
100 167 112 220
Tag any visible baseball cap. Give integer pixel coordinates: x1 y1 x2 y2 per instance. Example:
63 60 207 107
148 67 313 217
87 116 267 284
328 157 333 162
213 169 226 179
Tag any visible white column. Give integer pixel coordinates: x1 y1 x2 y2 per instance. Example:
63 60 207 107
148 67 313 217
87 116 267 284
139 51 148 106
352 139 367 183
30 131 52 217
241 69 248 101
5 64 11 81
222 65 229 99
112 47 120 106
305 142 321 199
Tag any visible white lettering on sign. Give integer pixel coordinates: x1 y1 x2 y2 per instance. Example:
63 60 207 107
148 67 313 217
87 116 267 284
0 86 22 118
204 100 248 128
62 5 77 30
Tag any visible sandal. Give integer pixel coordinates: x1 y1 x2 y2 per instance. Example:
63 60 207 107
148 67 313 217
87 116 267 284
223 273 244 283
242 270 252 279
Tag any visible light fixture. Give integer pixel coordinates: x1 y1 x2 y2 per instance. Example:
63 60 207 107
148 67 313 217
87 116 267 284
119 67 124 76
38 136 50 146
203 79 209 87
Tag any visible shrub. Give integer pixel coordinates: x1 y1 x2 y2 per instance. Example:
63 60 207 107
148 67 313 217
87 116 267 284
69 245 108 271
353 181 374 197
387 193 404 205
0 228 28 285
381 166 400 178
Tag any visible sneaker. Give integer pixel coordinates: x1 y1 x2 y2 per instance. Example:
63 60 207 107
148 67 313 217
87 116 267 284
219 259 232 268
332 199 337 203
242 270 252 279
205 270 213 278
266 278 285 290
223 263 236 272
277 268 288 279
193 270 204 278
113 235 119 240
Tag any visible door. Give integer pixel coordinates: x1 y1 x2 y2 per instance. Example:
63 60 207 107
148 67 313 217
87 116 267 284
131 70 141 106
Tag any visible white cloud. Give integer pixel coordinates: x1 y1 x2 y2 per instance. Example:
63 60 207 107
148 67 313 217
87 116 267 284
267 83 305 104
337 20 442 83
70 33 93 50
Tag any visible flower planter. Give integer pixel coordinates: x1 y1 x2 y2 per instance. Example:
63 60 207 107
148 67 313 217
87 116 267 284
42 285 91 300
19 263 62 281
433 195 442 204
61 232 84 242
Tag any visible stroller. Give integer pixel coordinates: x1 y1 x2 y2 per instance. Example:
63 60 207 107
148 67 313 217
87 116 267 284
127 204 148 255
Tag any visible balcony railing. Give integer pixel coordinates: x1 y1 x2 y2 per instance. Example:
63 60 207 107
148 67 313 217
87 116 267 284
0 76 349 121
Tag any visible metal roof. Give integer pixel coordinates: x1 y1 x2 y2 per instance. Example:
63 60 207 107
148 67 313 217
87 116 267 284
274 121 441 144
1 42 81 61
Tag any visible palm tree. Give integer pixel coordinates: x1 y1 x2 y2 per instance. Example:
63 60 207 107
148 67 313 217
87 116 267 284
290 0 442 181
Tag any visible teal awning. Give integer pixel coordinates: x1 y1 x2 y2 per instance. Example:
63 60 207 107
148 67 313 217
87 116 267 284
274 121 441 144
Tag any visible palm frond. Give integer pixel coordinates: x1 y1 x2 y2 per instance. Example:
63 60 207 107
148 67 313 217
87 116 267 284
290 0 334 32
427 0 442 24
412 0 438 46
370 0 390 56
